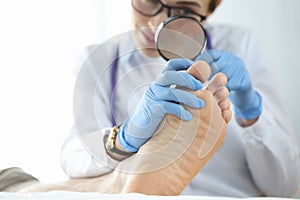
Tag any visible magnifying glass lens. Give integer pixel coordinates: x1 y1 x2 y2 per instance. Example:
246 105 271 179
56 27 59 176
155 16 207 61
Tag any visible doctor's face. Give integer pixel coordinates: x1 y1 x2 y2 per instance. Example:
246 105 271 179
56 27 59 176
131 0 216 57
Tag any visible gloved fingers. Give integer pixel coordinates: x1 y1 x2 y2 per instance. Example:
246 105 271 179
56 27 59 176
195 51 218 77
196 51 215 66
206 49 226 62
206 49 239 73
211 57 237 80
151 85 204 109
156 71 203 90
206 50 252 91
158 101 193 120
225 66 242 90
197 50 232 80
227 69 252 91
162 58 193 72
229 89 262 119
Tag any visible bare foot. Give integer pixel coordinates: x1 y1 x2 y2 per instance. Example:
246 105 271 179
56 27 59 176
121 60 231 195
19 61 231 195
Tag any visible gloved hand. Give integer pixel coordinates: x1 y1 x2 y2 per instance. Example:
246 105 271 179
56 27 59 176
118 58 205 152
203 50 262 120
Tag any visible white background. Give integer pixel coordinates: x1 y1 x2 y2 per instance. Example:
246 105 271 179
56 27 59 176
0 0 105 182
0 0 299 192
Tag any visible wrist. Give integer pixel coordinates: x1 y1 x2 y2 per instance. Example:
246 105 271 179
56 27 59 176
235 115 259 127
117 123 139 153
105 125 135 161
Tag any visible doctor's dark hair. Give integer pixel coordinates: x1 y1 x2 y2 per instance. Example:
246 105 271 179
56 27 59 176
208 0 219 13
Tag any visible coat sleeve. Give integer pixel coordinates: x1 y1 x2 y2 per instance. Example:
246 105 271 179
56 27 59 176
60 126 119 178
239 32 300 197
60 39 121 178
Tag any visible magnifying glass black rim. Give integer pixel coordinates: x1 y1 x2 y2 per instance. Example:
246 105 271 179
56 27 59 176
155 15 207 61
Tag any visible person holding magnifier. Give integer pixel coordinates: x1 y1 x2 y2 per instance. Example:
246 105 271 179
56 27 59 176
60 0 300 197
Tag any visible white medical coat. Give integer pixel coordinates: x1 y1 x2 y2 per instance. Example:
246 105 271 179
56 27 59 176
60 23 300 197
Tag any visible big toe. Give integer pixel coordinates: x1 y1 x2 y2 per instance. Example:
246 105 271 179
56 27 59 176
187 60 211 83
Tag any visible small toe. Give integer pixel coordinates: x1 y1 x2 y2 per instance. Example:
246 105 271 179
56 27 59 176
218 99 230 111
214 87 229 103
222 110 232 123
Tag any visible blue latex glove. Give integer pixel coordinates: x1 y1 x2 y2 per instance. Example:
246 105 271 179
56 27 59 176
118 58 204 152
203 50 262 120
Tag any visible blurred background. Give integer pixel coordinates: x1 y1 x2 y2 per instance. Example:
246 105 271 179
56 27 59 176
0 0 299 193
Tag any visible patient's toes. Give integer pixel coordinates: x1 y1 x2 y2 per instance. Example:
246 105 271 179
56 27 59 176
205 72 232 123
222 110 232 123
214 87 229 103
187 60 211 83
219 99 230 110
219 98 231 122
187 62 231 123
206 73 227 94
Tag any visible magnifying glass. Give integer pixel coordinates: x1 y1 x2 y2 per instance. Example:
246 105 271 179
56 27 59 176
155 16 207 61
